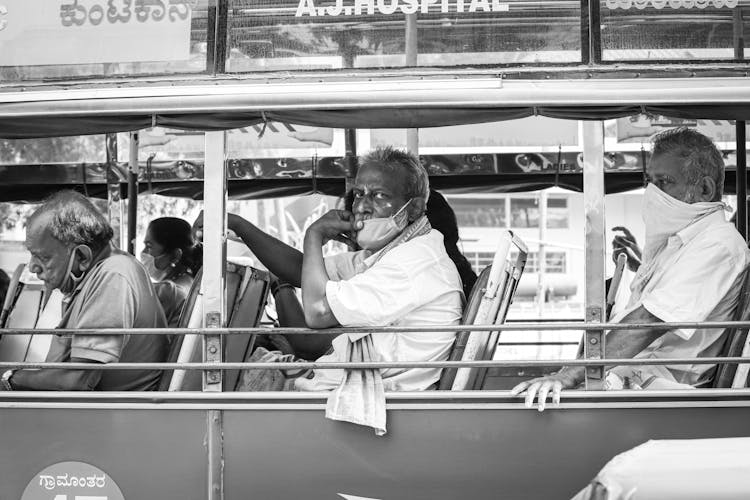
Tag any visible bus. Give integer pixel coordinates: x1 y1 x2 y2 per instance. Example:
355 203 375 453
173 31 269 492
1 2 750 499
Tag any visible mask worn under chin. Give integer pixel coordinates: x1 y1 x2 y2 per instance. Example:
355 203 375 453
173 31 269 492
641 183 725 263
139 251 168 282
355 200 411 251
59 246 86 296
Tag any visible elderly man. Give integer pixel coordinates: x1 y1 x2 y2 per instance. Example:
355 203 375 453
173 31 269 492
3 191 168 391
513 127 750 409
196 147 463 391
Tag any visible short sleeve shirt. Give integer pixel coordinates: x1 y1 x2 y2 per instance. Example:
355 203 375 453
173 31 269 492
611 211 750 386
47 249 168 391
294 230 463 392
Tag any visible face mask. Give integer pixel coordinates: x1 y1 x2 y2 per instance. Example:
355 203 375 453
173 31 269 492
59 246 86 295
641 183 725 262
140 251 168 282
356 200 411 251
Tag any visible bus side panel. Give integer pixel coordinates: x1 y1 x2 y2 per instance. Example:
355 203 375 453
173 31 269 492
0 408 207 499
223 405 750 500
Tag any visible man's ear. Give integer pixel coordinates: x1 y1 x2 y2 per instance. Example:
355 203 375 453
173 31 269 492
170 248 183 266
407 198 426 222
699 176 718 202
76 245 95 272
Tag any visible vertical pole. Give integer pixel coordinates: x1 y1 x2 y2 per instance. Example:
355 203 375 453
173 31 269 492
405 14 419 154
582 121 606 389
586 0 601 64
127 132 139 256
344 129 358 195
206 0 229 74
536 191 548 316
105 133 126 250
737 122 747 241
203 131 227 500
735 9 746 241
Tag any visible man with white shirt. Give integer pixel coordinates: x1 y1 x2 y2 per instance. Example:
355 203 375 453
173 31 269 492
195 147 463 391
513 127 750 409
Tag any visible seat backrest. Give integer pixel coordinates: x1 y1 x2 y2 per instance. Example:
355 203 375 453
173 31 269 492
161 263 270 391
0 263 28 329
606 253 628 321
439 231 528 391
712 269 750 389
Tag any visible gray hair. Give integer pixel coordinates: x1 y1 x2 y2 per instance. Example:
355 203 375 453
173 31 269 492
651 127 725 200
31 190 113 253
359 146 430 204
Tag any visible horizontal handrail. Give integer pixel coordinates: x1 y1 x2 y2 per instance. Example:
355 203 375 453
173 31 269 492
0 357 748 371
2 320 750 336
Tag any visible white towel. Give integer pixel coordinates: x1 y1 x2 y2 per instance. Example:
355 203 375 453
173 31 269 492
325 335 386 436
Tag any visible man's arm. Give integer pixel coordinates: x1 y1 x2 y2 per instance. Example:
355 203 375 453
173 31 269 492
8 358 102 391
511 306 666 410
301 210 359 329
194 211 303 287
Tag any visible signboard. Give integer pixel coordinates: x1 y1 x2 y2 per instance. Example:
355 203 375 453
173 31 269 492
0 1 193 66
21 461 124 500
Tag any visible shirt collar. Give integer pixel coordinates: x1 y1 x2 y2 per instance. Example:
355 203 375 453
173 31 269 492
674 209 726 245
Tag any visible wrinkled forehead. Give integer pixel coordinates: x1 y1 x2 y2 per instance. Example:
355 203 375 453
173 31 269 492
353 163 409 197
647 152 686 179
25 213 64 251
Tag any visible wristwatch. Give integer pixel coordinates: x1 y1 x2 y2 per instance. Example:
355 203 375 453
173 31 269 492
1 369 15 391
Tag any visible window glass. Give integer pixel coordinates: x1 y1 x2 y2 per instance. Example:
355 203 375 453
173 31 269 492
510 198 539 228
600 5 748 61
547 197 568 229
0 136 106 165
451 199 506 227
226 0 582 72
0 1 206 81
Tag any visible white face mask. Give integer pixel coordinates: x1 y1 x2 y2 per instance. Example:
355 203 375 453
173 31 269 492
355 200 411 251
641 183 725 262
140 251 168 282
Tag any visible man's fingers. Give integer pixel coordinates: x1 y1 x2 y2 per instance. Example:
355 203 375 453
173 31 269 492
612 226 636 240
524 382 541 408
552 381 563 406
537 383 551 412
510 380 530 396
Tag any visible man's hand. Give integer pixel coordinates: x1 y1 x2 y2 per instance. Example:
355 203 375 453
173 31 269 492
612 226 642 272
510 371 579 411
307 210 361 246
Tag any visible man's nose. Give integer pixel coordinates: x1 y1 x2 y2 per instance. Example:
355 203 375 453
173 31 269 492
353 196 372 214
28 259 41 274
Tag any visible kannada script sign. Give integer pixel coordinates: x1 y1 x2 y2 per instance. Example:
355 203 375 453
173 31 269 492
21 461 125 500
0 0 192 66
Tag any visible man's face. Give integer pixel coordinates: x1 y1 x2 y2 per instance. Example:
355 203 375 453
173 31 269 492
351 163 410 226
646 152 699 203
25 215 73 290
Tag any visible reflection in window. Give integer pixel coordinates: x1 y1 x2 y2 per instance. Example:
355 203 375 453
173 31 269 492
510 198 539 228
0 136 106 165
600 7 746 61
452 199 506 227
227 0 582 72
547 197 569 229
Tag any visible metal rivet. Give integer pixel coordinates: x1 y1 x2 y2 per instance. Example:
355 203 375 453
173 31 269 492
589 337 598 344
209 346 218 354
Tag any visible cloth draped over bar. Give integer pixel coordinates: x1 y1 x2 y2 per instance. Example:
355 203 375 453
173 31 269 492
3 104 750 139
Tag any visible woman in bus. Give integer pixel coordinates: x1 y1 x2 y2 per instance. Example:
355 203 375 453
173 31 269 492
141 217 202 328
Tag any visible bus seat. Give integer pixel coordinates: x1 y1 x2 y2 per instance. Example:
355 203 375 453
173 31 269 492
606 253 628 321
438 231 527 391
711 270 750 389
0 263 28 329
162 263 270 391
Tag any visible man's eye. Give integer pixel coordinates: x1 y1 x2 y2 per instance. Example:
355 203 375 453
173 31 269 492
374 192 387 200
353 191 363 199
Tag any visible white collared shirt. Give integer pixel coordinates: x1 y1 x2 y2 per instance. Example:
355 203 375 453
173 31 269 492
294 230 463 392
611 211 750 386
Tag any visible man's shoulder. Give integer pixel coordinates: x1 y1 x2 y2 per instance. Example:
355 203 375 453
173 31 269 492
86 251 150 290
691 221 750 261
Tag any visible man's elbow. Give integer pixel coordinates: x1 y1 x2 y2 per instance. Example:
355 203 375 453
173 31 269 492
304 301 335 329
